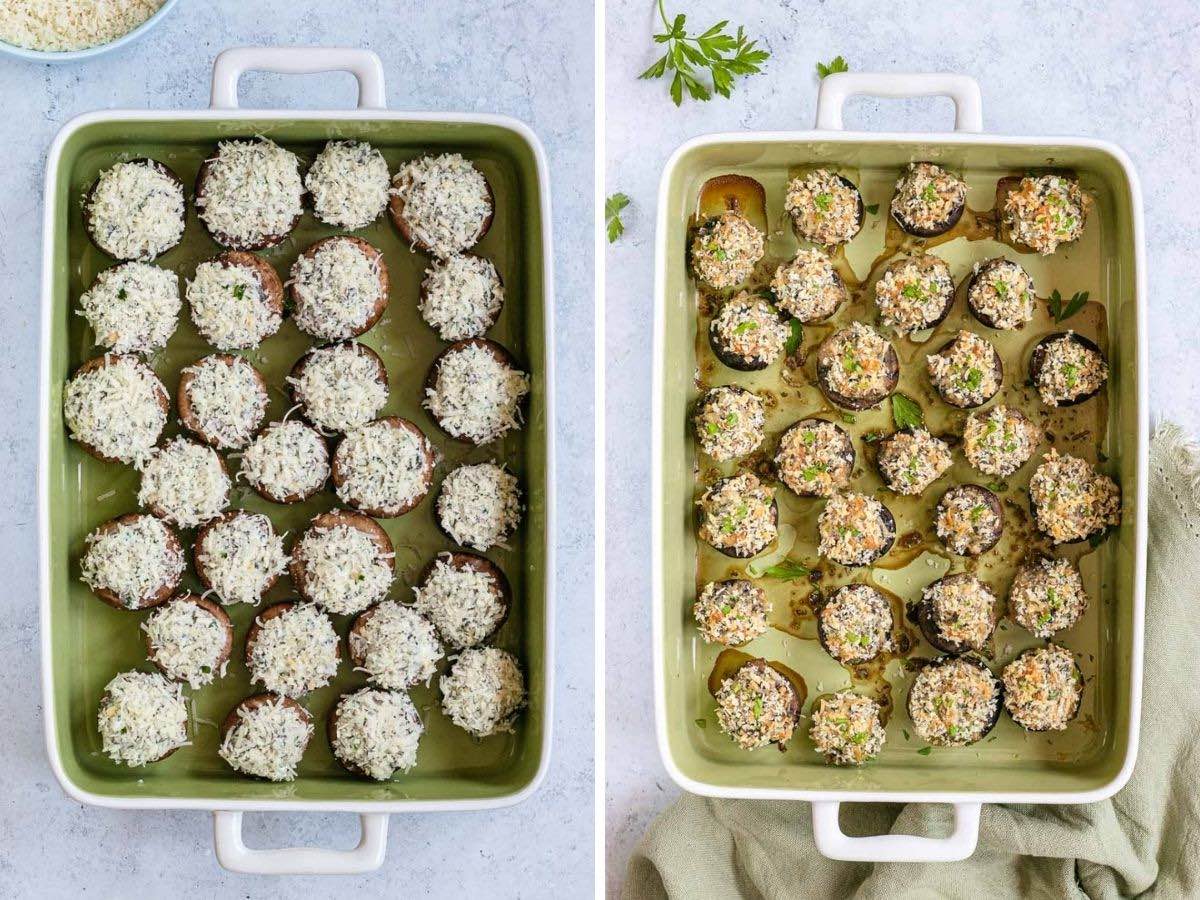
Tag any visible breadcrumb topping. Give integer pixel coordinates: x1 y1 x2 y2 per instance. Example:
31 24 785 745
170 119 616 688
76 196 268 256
715 662 796 750
1029 450 1121 543
698 473 777 557
710 292 789 368
926 330 1001 408
818 492 894 566
1034 333 1107 406
690 212 764 289
784 169 862 245
1002 644 1081 731
908 657 999 747
922 574 997 651
875 256 954 335
694 386 765 462
770 248 848 323
1004 174 1090 254
935 485 1002 556
967 258 1035 329
693 579 769 646
819 585 893 664
775 419 853 498
809 692 886 766
817 323 896 406
890 162 966 234
877 428 952 496
962 406 1039 477
1009 556 1088 637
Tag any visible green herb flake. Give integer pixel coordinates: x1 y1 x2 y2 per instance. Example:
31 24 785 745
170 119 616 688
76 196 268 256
734 320 759 335
784 318 803 355
891 393 924 430
694 717 708 729
814 192 833 212
116 288 128 301
840 412 857 425
917 746 933 756
816 55 849 79
762 559 811 581
752 697 764 719
232 283 246 301
606 193 631 243
865 203 880 215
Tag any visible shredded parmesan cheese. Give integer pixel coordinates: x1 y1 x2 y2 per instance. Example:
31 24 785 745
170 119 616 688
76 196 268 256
187 258 282 350
288 342 388 434
413 554 506 650
332 688 423 780
219 697 312 782
334 419 433 515
196 139 303 248
305 140 390 230
85 159 183 260
419 254 505 341
143 598 228 689
247 604 340 698
392 153 492 258
440 647 526 738
64 354 167 463
0 0 164 51
436 462 522 552
137 437 230 528
196 512 288 606
240 421 329 502
424 342 530 444
351 601 443 690
180 355 268 450
97 670 188 767
290 238 385 341
78 262 179 353
295 523 392 615
80 514 183 609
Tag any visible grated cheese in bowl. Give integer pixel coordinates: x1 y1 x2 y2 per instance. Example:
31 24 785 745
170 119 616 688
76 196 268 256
97 670 188 767
0 0 165 52
78 261 180 354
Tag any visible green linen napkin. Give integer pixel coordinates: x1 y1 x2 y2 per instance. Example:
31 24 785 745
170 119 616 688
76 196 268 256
625 423 1200 900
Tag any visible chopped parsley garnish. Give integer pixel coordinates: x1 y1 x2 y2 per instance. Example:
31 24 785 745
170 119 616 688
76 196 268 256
606 193 630 243
733 320 759 335
116 288 128 301
891 393 924 430
865 203 880 215
1048 289 1089 323
917 746 932 756
233 283 246 301
784 318 803 355
840 412 856 425
761 559 810 581
813 192 833 212
921 183 938 204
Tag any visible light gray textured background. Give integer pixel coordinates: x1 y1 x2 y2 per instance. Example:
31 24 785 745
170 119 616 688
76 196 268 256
0 1 594 897
604 0 1196 894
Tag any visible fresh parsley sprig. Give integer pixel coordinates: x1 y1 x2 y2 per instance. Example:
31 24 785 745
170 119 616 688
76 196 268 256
816 56 849 79
606 193 630 243
1048 289 1089 323
639 0 770 106
760 559 810 581
892 393 924 431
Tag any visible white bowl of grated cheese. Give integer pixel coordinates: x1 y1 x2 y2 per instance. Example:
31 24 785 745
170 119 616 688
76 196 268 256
0 0 180 62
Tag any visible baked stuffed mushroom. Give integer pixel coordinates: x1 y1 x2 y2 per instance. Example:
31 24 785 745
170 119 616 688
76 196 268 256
692 579 770 646
817 492 896 567
875 428 953 496
965 257 1035 330
1008 556 1089 638
926 330 1003 408
1029 450 1120 543
890 162 967 237
1003 174 1090 255
962 406 1040 478
770 248 850 323
689 211 765 291
815 323 900 410
874 255 955 336
809 692 887 766
783 169 864 246
817 584 894 665
913 573 999 655
907 655 1002 747
774 418 855 498
1029 332 1108 407
708 292 790 371
935 484 1004 556
693 385 765 462
714 659 800 751
697 473 778 558
1002 644 1083 731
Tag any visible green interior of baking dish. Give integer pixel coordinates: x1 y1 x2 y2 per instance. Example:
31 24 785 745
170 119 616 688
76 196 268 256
659 138 1140 796
45 117 548 803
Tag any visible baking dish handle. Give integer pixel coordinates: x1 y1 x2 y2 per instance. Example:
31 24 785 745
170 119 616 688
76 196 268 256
814 72 983 133
811 801 981 862
212 810 389 875
210 46 387 110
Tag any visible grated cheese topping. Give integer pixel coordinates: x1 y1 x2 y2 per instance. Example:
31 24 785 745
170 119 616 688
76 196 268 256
877 428 952 496
332 688 423 780
818 491 894 566
219 697 312 782
710 292 789 367
784 169 862 245
770 248 848 323
874 256 954 335
926 330 1002 408
335 420 432 515
891 162 966 234
97 670 187 767
64 354 167 463
81 515 183 609
351 601 443 690
922 574 997 651
78 262 180 354
85 159 183 260
305 140 390 230
197 139 303 247
137 436 230 528
424 343 530 444
440 647 526 738
967 258 1035 329
715 662 796 750
240 421 329 502
908 657 999 747
419 254 504 341
820 584 893 664
295 523 393 615
1002 644 1082 731
775 418 853 498
810 692 886 766
187 258 282 350
288 342 388 434
196 512 287 606
181 355 268 450
391 153 492 258
1004 174 1090 255
963 406 1040 477
436 461 522 552
693 579 769 646
1009 556 1088 638
935 485 1002 556
143 598 228 689
290 238 384 341
247 604 340 697
698 473 777 557
694 386 765 462
413 554 506 650
1034 333 1108 406
690 212 764 290
1029 450 1121 543
0 0 164 51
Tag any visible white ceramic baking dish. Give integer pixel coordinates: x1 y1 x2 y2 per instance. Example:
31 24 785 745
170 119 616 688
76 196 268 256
652 73 1147 862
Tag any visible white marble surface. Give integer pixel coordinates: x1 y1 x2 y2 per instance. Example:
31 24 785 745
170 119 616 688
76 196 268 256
604 0 1198 893
0 2 593 896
